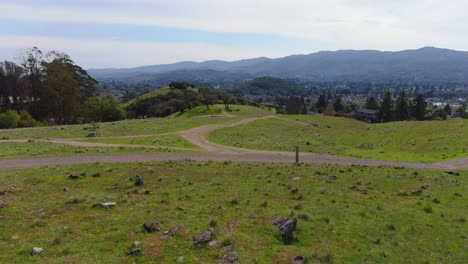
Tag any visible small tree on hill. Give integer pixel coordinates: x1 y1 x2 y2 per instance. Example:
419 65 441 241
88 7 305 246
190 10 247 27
411 95 427 121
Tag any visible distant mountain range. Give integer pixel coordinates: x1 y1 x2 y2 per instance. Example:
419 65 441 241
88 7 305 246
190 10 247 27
89 47 468 86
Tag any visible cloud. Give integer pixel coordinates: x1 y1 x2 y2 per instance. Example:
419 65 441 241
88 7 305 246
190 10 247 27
2 0 468 67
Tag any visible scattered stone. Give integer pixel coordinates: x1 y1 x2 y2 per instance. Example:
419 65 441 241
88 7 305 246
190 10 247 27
93 202 116 208
135 175 144 186
143 222 160 233
162 227 179 238
128 241 142 256
63 188 69 192
31 247 44 256
161 226 189 239
291 255 306 264
291 188 299 194
221 251 238 263
133 241 141 247
68 173 82 180
209 240 221 247
326 176 337 183
177 256 184 262
192 228 215 245
0 200 7 209
128 248 142 256
274 217 297 244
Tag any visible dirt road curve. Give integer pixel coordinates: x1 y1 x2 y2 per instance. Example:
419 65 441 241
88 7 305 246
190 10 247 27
1 115 467 171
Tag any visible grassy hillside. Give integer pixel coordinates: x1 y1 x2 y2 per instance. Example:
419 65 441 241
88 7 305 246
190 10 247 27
0 105 272 159
208 115 468 162
122 87 177 108
0 162 466 263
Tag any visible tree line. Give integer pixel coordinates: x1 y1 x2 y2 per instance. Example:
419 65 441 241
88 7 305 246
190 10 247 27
0 47 125 129
365 90 467 122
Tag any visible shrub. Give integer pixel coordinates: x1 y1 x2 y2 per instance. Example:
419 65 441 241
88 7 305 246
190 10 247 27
0 110 20 129
18 111 41 127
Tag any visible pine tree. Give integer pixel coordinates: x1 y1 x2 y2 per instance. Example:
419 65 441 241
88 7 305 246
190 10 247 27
395 90 409 121
378 91 393 122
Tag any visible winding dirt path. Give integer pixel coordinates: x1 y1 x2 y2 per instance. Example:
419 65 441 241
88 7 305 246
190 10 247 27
0 115 467 171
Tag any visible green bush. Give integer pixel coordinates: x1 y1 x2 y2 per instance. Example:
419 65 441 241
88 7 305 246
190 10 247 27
0 110 21 129
18 111 41 127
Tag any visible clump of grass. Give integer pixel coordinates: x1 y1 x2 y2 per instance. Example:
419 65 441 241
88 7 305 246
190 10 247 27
209 220 217 227
424 206 433 213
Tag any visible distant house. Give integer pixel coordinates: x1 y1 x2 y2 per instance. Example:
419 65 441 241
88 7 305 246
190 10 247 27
353 108 378 123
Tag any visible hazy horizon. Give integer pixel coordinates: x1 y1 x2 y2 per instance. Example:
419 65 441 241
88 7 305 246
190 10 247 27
1 0 467 68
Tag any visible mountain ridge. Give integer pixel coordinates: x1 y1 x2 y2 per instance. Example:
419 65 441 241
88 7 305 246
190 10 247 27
89 47 468 84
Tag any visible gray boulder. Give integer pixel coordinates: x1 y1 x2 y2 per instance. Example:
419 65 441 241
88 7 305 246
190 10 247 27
192 228 215 245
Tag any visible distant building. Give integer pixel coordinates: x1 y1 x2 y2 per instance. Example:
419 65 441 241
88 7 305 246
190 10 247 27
353 108 378 123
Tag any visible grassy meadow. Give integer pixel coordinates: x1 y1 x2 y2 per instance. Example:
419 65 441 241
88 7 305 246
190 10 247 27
208 115 468 162
0 162 466 263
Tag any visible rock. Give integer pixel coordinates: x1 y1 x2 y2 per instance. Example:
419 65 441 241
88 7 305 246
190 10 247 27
291 188 299 194
209 240 221 247
93 202 116 208
63 188 69 192
162 227 179 238
143 222 160 233
133 241 141 247
31 247 44 256
326 176 337 183
275 217 297 243
128 241 142 256
68 173 82 180
177 256 184 262
273 217 287 227
128 248 142 256
135 175 144 186
192 228 215 245
291 255 306 264
221 251 238 263
0 200 7 209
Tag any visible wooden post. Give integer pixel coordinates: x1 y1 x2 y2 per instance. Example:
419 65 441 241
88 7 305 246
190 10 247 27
295 145 299 164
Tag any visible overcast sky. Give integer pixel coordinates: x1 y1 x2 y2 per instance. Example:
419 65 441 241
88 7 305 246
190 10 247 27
1 0 467 68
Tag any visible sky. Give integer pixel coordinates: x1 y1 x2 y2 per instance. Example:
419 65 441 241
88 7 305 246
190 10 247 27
1 0 467 68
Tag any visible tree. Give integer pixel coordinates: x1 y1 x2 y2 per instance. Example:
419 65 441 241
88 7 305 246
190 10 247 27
378 91 394 122
395 90 409 121
444 104 452 116
20 47 45 117
365 96 379 110
411 95 427 121
199 88 217 110
455 103 467 118
316 94 327 113
286 96 307 114
0 61 28 111
82 94 126 122
333 96 344 112
38 52 81 124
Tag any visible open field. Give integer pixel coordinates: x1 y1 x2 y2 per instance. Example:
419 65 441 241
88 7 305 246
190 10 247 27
0 141 194 159
0 162 466 263
0 105 271 141
208 115 468 162
77 134 198 149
